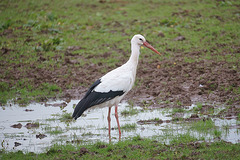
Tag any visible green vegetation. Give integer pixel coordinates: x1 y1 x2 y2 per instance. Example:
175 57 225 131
172 107 185 115
81 132 95 137
191 102 203 112
189 119 222 138
47 112 72 123
44 126 64 135
58 112 73 122
1 0 239 105
1 136 240 159
119 123 137 131
190 119 214 132
121 108 139 116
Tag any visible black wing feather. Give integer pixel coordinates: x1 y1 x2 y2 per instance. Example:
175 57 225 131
72 79 125 120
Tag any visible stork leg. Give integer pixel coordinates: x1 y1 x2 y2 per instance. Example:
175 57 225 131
107 107 112 142
115 105 121 141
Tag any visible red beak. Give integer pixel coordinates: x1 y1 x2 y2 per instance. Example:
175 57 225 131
143 41 161 56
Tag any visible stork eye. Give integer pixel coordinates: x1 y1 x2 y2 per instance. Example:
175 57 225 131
139 38 143 41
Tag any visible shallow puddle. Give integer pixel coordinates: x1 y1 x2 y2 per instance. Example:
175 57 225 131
0 100 239 153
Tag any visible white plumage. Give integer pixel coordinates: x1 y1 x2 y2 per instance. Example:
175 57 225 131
72 34 161 141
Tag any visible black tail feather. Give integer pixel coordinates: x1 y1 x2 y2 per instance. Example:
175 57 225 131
72 79 102 120
72 99 88 120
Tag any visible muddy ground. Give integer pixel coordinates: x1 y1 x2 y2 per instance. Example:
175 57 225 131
2 44 239 117
49 47 240 109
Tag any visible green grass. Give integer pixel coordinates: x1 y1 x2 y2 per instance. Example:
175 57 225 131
58 112 72 122
81 132 95 137
189 119 219 135
121 108 139 117
172 107 185 115
1 136 240 160
193 102 203 112
44 126 64 135
119 123 137 131
0 0 239 105
47 112 72 123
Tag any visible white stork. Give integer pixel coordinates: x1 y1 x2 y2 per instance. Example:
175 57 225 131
72 34 161 141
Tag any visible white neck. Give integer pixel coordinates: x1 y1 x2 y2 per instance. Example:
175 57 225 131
127 43 140 68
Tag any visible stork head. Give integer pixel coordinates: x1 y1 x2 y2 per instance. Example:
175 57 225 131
131 34 146 46
131 34 161 55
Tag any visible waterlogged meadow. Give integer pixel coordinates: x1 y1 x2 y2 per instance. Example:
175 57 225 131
1 100 240 159
1 0 240 159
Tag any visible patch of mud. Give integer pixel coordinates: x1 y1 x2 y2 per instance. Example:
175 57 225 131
127 57 240 111
137 119 164 125
0 39 239 118
36 133 47 139
45 102 67 108
14 142 21 147
25 123 39 129
216 105 240 119
24 109 34 112
11 123 22 129
1 47 13 55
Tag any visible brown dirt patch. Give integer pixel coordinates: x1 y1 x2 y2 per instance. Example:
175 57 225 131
11 123 22 129
137 119 164 125
135 56 239 107
36 133 47 139
25 122 40 129
1 44 239 114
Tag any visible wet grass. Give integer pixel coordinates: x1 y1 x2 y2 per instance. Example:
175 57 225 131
81 132 95 137
119 123 137 131
189 119 215 132
48 112 73 123
171 107 185 115
58 112 72 122
66 126 84 131
44 126 64 135
193 102 203 112
159 119 222 143
1 102 240 158
45 117 58 122
1 136 240 160
120 108 140 117
189 119 222 138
